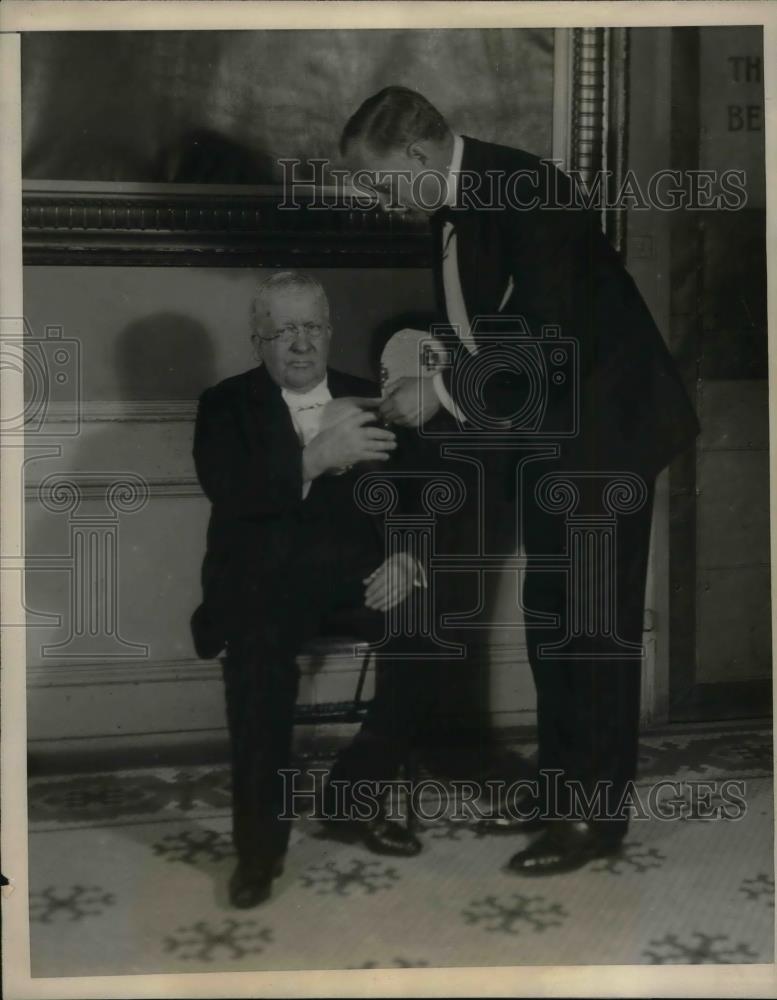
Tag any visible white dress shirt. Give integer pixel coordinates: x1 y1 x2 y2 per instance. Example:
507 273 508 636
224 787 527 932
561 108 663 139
281 377 332 498
432 134 474 423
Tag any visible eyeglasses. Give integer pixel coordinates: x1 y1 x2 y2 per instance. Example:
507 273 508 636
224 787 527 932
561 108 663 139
258 322 329 346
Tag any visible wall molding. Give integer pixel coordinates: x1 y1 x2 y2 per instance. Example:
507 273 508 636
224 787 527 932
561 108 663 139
28 639 531 690
26 476 203 502
44 400 198 423
27 640 535 768
569 26 630 254
22 181 432 268
28 636 661 768
28 656 222 689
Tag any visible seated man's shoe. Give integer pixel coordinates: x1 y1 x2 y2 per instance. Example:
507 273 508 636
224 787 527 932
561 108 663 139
229 857 284 909
319 777 422 857
477 813 546 834
362 816 422 857
476 787 547 835
316 816 361 847
507 820 622 877
318 814 422 857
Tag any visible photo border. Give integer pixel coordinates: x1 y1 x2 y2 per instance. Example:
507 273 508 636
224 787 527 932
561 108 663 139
1 3 775 998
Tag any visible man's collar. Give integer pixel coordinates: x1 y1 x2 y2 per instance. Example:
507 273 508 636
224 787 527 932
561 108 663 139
253 364 356 404
430 135 464 223
444 134 465 209
280 376 330 409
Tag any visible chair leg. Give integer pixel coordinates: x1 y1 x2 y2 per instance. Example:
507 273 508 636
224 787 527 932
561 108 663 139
348 649 372 722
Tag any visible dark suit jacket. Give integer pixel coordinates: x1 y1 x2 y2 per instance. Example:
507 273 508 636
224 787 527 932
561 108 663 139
191 364 419 659
433 136 700 479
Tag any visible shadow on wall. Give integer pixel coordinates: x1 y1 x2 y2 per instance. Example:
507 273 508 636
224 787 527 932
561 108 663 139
24 127 276 185
22 314 218 675
115 313 217 400
153 129 277 185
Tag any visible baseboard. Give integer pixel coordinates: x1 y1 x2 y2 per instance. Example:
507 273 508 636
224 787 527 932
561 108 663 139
27 641 537 773
669 679 773 722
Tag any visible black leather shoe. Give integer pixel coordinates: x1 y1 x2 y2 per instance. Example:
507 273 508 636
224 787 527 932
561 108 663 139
476 808 546 835
507 821 622 877
362 817 422 857
229 857 284 909
318 815 422 857
475 786 547 835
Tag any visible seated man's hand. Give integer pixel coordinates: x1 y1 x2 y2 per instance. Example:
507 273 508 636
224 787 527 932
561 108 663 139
303 407 396 481
379 377 441 428
363 552 420 612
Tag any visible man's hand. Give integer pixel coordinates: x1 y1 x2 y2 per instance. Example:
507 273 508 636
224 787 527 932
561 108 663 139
302 405 396 481
320 396 380 431
364 552 420 612
379 377 441 428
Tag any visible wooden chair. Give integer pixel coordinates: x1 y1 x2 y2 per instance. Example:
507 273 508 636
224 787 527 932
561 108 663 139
293 634 417 832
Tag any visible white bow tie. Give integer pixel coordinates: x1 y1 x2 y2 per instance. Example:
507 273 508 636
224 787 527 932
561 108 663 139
281 380 331 413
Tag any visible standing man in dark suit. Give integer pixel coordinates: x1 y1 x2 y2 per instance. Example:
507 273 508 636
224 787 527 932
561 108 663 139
192 271 436 909
339 87 700 874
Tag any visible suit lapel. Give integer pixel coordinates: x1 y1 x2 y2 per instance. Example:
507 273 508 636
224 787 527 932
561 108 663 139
245 363 300 456
325 368 391 547
429 211 449 320
326 368 354 400
453 138 512 336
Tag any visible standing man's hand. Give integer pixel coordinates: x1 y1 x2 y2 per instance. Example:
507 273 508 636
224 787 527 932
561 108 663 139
379 377 441 428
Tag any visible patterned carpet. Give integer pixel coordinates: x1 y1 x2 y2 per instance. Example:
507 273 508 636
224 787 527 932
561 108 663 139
27 724 774 976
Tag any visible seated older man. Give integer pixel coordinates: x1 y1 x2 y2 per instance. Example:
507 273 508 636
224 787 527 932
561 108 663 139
191 270 436 909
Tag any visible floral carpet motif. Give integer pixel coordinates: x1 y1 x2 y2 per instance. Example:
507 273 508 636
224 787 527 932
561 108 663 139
26 723 774 975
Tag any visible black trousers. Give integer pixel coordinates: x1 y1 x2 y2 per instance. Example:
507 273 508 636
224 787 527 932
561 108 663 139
221 560 439 876
519 465 656 838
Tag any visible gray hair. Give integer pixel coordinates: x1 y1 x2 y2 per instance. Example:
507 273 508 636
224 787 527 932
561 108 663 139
251 271 330 338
